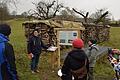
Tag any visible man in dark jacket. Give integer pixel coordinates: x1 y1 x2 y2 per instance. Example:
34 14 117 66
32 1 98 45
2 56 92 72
27 29 48 73
61 38 89 80
0 24 19 80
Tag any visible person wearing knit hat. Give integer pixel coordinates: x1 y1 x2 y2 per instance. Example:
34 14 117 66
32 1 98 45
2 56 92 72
0 24 19 80
0 24 11 37
61 38 89 80
86 39 99 80
72 38 84 49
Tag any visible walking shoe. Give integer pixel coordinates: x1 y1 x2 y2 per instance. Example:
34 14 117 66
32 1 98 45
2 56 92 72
35 70 39 73
31 70 35 74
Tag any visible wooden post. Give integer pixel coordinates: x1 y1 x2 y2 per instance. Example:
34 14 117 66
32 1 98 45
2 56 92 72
78 30 80 38
57 31 61 68
51 51 55 69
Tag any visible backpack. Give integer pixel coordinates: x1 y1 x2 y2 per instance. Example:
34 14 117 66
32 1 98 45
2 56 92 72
0 42 5 80
71 59 87 79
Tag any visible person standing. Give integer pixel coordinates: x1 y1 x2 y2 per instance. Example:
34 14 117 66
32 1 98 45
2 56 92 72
0 24 19 80
27 29 48 73
61 38 89 80
86 39 99 80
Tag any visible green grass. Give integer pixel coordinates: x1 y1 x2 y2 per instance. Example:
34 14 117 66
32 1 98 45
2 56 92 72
7 20 60 80
6 19 120 80
95 27 120 80
100 27 120 48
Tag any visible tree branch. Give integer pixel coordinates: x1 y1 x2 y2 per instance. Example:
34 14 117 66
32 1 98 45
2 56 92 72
73 8 89 23
73 8 85 18
95 11 109 24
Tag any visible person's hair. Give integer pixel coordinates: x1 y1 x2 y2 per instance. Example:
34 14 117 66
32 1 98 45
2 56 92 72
31 29 39 35
33 29 39 33
0 24 11 36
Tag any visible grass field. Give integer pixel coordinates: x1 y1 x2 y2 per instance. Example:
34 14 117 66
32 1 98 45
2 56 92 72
7 19 120 80
94 27 120 80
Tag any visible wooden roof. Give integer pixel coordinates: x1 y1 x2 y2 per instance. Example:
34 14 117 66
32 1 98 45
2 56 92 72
23 20 85 30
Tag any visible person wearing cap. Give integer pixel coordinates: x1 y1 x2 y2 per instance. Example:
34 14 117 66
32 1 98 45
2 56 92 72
0 24 19 80
61 38 89 80
27 29 49 73
86 39 99 80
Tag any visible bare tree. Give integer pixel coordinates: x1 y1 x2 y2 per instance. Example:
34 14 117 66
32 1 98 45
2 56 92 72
90 8 110 24
73 8 89 23
59 7 78 21
73 8 110 25
0 3 10 23
0 0 18 6
30 0 63 20
21 12 28 17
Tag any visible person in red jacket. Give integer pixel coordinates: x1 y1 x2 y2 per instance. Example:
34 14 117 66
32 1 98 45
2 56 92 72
61 38 89 80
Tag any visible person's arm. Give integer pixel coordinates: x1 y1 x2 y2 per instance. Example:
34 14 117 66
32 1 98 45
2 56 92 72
27 37 34 59
61 56 72 80
41 39 48 49
89 48 98 63
86 58 89 72
4 43 19 80
27 37 33 54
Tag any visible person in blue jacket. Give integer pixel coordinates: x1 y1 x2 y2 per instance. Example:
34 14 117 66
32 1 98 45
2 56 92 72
27 29 48 73
0 24 19 80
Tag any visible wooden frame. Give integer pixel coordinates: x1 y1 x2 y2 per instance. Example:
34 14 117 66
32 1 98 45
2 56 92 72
55 28 81 68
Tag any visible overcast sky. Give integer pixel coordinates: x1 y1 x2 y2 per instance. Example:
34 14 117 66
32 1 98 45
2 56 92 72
10 0 120 20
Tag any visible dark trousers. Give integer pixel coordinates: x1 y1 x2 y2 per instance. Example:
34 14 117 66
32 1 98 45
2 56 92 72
88 67 94 80
61 73 72 80
74 75 87 80
31 53 40 71
61 73 87 80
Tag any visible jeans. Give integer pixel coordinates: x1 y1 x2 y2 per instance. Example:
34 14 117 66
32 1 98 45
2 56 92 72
88 67 94 80
31 53 40 71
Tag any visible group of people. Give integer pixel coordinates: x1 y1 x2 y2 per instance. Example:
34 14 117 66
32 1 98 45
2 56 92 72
0 23 99 80
0 24 49 80
61 39 99 80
